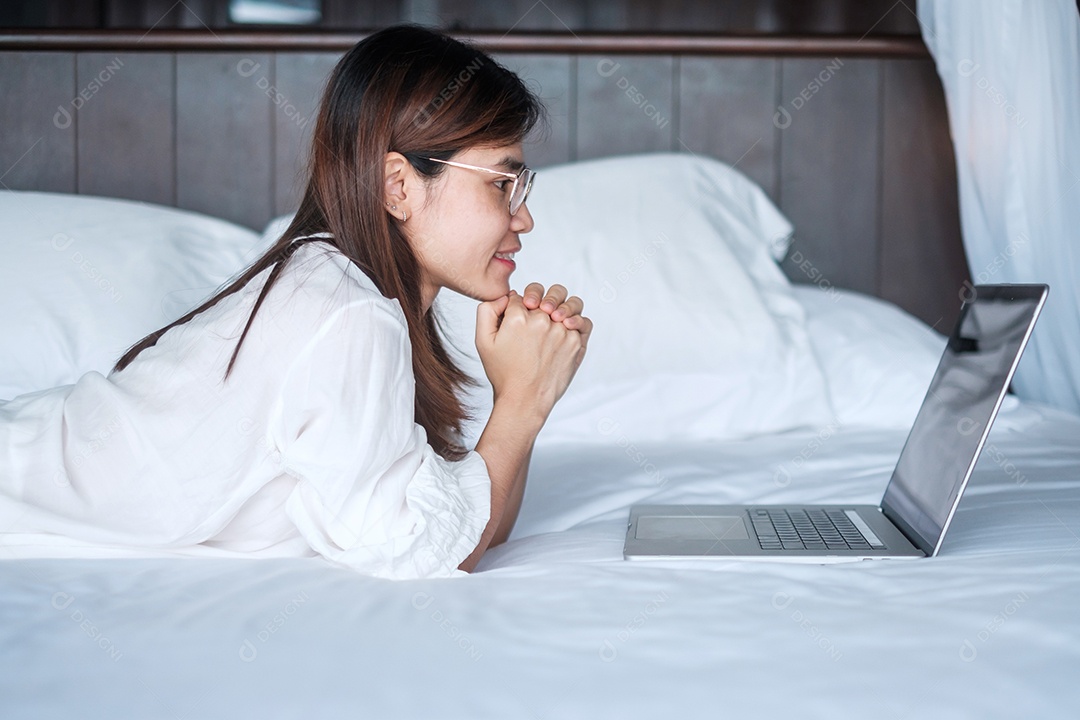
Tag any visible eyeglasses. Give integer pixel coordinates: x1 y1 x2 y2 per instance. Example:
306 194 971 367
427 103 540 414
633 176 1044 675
426 157 536 215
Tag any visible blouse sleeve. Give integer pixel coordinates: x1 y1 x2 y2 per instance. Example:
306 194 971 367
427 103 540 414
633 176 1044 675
267 296 491 579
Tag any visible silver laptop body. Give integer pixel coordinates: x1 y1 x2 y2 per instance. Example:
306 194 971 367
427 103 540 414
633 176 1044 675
624 284 1049 561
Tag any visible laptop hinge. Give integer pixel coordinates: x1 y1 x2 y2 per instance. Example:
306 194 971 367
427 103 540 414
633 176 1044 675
881 501 934 556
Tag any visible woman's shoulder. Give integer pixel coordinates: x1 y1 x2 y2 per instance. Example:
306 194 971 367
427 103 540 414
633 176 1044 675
283 237 404 319
263 236 410 349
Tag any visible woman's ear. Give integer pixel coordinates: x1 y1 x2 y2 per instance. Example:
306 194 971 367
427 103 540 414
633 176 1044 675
383 151 411 220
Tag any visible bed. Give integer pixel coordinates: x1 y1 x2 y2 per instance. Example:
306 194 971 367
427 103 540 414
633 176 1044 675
3 30 1079 720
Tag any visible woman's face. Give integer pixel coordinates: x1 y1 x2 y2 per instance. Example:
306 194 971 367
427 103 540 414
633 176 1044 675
394 144 534 310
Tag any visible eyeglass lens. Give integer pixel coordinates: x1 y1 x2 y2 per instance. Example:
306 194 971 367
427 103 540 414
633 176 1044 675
510 169 535 215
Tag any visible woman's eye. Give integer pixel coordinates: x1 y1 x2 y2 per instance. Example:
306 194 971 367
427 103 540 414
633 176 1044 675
494 180 509 191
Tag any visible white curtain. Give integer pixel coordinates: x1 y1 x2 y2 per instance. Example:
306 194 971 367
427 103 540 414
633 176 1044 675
919 0 1080 417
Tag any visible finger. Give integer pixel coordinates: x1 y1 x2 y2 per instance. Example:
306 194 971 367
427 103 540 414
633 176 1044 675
503 292 530 320
574 317 592 365
550 295 583 322
522 282 546 309
572 316 593 347
475 295 510 348
540 284 568 313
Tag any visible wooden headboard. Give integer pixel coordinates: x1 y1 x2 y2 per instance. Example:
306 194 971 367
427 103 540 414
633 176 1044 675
0 30 968 329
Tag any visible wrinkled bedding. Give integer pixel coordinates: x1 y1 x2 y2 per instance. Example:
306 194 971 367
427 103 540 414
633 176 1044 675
3 399 1078 719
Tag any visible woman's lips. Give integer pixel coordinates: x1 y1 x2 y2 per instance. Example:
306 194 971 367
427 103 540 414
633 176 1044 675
493 251 516 270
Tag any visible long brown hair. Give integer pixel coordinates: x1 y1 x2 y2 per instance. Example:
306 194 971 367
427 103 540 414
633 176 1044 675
113 25 545 460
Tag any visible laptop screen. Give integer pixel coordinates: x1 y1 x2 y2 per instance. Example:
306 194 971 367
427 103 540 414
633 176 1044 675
880 284 1047 556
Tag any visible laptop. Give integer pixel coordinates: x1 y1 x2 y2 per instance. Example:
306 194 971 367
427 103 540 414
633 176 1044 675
623 283 1049 561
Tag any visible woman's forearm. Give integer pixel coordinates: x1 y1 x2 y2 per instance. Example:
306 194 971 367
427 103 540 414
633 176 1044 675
458 398 544 572
491 445 531 547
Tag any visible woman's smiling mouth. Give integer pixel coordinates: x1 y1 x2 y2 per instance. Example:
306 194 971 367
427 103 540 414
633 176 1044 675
494 250 517 269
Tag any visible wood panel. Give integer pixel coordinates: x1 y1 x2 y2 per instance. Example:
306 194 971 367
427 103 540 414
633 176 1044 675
576 54 675 159
0 31 931 56
76 52 174 205
432 0 589 30
105 0 229 28
1 0 923 35
175 52 272 229
0 51 76 194
678 55 779 199
0 39 968 329
621 0 919 34
319 0 382 28
493 53 574 168
778 57 880 296
272 52 340 216
881 58 968 330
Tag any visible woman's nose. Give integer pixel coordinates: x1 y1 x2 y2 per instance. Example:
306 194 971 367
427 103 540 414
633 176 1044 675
511 202 535 234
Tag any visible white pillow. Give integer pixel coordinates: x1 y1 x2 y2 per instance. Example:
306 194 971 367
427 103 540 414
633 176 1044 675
435 152 835 446
259 213 293 248
792 285 947 429
0 191 264 400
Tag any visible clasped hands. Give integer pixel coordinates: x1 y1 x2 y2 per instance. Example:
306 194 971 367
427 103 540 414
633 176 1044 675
517 282 591 333
475 282 592 413
507 282 593 366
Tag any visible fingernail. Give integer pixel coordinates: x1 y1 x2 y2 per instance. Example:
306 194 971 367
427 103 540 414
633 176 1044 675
542 301 555 311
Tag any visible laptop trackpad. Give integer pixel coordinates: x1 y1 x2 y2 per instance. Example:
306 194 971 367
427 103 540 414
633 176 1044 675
636 515 749 540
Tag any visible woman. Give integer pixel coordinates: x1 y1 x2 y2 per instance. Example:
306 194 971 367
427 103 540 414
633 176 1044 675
0 25 591 578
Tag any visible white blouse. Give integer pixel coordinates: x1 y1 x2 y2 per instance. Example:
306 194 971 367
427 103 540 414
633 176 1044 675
0 238 491 579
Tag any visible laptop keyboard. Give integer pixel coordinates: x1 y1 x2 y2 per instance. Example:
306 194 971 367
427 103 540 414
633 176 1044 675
751 508 886 551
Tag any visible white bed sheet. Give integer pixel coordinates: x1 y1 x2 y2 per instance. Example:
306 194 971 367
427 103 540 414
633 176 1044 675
2 399 1078 719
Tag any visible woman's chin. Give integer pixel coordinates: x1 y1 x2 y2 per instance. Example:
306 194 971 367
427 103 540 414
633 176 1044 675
460 279 511 302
